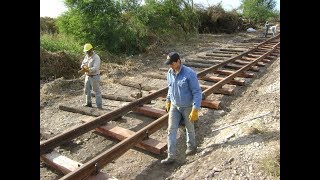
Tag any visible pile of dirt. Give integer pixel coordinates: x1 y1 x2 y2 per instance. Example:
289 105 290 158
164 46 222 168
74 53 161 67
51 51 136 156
40 48 81 81
40 77 83 95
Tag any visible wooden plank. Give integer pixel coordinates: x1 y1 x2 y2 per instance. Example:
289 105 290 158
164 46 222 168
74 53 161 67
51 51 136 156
261 59 271 63
40 87 168 155
58 105 105 117
92 92 135 102
199 75 245 86
132 105 166 118
196 55 225 60
216 69 254 78
118 79 159 91
202 41 279 98
150 88 228 106
184 62 212 68
82 117 167 155
247 53 261 58
241 57 256 61
60 114 169 179
205 53 232 57
225 64 259 72
234 60 265 67
218 48 245 52
41 151 82 174
185 58 223 64
201 99 220 109
211 51 238 54
201 84 235 95
40 151 114 180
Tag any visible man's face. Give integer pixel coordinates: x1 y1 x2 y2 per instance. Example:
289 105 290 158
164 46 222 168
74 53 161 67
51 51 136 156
169 60 180 71
86 49 93 56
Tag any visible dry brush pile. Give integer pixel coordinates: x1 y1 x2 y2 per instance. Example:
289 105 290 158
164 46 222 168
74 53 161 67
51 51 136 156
40 48 81 81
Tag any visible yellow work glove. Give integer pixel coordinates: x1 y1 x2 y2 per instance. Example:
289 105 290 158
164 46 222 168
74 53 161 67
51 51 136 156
82 65 89 72
165 101 171 112
189 108 199 123
78 65 89 74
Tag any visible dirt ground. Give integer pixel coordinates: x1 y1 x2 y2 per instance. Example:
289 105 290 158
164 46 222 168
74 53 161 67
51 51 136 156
40 31 280 180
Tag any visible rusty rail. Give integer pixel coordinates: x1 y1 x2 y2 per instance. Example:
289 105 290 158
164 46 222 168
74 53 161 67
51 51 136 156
202 41 280 99
60 114 169 179
40 34 280 179
40 87 167 154
197 34 279 78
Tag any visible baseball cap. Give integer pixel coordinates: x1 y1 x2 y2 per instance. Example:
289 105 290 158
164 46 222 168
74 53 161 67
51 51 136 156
165 52 180 65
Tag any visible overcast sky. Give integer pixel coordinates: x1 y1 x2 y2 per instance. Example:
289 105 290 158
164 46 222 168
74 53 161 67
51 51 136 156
40 0 280 18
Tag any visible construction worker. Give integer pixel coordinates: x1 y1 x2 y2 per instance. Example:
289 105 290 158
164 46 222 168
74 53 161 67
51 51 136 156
161 52 202 164
80 43 103 109
270 24 278 37
264 21 270 37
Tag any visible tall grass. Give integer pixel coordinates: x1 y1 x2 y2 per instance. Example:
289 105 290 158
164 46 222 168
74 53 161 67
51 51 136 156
260 149 280 178
40 33 82 56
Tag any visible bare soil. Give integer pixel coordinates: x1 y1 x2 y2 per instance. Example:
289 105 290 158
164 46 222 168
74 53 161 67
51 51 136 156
40 30 280 180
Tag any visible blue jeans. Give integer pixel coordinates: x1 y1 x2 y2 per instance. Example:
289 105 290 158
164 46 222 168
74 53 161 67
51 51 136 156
84 75 102 108
167 104 196 158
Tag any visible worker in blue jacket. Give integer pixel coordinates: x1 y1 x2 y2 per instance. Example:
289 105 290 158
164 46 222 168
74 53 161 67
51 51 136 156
161 52 202 164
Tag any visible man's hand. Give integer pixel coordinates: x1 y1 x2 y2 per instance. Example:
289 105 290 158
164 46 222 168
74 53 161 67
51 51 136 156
78 65 89 74
165 101 171 113
82 65 89 72
189 108 199 123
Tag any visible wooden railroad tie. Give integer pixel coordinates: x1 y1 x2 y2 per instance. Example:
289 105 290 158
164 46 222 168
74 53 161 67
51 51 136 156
82 117 167 155
41 151 115 179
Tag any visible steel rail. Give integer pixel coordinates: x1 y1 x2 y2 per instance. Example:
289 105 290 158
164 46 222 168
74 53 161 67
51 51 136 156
40 35 280 157
40 87 168 154
197 34 279 78
202 42 280 99
60 114 169 180
41 35 280 179
59 40 280 179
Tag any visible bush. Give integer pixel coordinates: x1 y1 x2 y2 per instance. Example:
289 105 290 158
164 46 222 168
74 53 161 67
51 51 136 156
197 4 244 34
40 17 59 34
40 34 82 56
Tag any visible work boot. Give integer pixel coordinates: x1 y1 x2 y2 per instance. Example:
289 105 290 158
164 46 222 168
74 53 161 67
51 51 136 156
82 103 92 107
185 147 196 156
161 156 175 164
97 106 103 110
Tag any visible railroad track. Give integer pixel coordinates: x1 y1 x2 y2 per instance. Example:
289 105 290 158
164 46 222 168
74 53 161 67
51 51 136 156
40 34 280 179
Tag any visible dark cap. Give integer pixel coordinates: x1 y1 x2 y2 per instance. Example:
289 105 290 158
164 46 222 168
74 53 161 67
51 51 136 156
165 52 180 65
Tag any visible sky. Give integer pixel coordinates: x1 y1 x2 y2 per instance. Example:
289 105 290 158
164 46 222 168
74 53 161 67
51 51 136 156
40 0 280 18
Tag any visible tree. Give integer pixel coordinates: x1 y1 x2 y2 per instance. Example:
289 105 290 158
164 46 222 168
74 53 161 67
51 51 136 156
57 0 139 54
56 0 199 55
240 0 277 23
40 17 59 34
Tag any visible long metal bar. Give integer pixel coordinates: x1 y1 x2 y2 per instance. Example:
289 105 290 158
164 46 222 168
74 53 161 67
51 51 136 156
202 42 280 99
59 41 281 179
40 87 168 155
60 114 169 180
41 35 280 155
197 34 279 78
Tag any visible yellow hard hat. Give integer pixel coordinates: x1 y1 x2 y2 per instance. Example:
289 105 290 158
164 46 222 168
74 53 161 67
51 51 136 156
83 43 93 52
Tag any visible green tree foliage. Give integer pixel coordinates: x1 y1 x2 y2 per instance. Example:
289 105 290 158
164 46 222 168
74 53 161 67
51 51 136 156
57 0 126 54
240 0 277 23
56 0 199 55
40 17 59 34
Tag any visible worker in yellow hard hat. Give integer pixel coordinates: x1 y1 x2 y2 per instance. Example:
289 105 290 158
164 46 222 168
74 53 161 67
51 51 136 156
80 43 103 109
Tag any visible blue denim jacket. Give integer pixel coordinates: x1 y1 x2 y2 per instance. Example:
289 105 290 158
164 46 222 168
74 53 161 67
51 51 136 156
166 65 202 110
